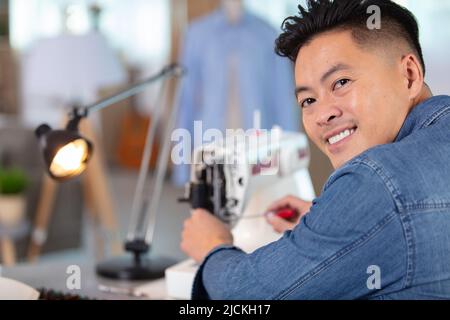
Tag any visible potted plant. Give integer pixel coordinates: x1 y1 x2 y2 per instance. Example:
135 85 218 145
0 167 28 228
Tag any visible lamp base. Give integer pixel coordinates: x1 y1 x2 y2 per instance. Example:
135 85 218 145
96 255 176 280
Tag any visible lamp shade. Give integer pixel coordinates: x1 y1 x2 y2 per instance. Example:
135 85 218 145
22 31 127 127
25 31 126 100
35 124 93 181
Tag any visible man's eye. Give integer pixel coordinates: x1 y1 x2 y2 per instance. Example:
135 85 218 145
333 79 351 90
300 98 316 108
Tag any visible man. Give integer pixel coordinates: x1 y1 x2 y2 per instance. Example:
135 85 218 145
181 0 450 299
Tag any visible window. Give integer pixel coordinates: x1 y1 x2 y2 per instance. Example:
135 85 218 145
10 0 170 66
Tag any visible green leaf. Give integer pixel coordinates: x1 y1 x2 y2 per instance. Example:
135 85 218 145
0 167 28 195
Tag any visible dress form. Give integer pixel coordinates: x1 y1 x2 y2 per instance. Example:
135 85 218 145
222 0 244 130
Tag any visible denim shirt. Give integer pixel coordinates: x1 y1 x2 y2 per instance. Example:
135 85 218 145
192 95 450 300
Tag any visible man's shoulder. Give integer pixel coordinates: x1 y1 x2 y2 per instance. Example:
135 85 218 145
323 153 389 193
307 155 398 239
339 133 450 210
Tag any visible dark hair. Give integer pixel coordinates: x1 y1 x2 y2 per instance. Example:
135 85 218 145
275 0 425 75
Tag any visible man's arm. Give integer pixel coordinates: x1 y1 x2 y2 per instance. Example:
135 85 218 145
190 161 408 299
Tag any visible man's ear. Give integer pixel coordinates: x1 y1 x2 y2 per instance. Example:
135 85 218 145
400 54 424 100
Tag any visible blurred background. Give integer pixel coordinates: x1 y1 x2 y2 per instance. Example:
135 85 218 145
0 0 448 268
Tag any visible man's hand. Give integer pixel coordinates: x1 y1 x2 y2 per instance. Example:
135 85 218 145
181 209 233 263
265 195 313 233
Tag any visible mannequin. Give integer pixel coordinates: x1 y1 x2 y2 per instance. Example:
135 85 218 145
221 0 245 130
221 0 244 24
172 1 299 185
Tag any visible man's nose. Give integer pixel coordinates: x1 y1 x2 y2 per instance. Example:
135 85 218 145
315 103 343 126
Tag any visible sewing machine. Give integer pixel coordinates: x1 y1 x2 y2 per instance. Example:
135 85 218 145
165 127 316 299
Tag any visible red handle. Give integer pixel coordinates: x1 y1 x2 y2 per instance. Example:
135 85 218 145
275 208 297 220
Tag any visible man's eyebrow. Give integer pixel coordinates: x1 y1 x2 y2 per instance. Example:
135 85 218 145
294 63 352 98
294 85 311 97
320 63 351 83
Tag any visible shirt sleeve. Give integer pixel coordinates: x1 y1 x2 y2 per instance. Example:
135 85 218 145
192 160 408 300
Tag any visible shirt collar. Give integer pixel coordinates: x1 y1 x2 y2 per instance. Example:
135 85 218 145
395 95 450 142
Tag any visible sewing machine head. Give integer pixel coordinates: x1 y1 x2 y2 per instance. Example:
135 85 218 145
168 127 317 299
179 127 316 252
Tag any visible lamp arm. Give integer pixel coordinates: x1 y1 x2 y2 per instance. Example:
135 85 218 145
70 63 185 119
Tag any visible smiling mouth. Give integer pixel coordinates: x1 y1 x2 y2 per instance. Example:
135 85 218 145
326 127 357 146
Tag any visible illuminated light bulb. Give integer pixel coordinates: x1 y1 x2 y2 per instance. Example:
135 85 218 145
49 139 90 178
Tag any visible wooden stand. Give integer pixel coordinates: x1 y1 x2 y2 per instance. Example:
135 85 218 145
27 119 121 262
1 237 16 266
0 195 26 266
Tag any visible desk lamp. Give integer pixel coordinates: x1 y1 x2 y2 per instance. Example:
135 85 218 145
35 63 185 279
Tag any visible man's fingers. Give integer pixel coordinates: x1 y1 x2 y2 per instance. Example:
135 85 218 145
181 208 233 263
266 214 296 233
266 195 296 212
192 208 211 219
266 195 312 215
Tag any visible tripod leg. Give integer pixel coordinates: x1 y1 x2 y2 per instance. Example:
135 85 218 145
1 237 16 266
27 174 57 262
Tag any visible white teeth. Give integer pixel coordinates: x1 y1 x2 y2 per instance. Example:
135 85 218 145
328 129 355 145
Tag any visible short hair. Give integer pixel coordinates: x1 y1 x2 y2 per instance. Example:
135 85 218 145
275 0 426 75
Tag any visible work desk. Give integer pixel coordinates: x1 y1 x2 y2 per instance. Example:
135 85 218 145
2 260 169 300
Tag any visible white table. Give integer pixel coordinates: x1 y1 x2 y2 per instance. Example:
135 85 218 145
2 260 170 300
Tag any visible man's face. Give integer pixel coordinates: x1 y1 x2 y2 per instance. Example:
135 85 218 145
295 30 411 169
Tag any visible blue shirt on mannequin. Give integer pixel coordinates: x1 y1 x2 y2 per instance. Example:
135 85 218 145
172 8 300 186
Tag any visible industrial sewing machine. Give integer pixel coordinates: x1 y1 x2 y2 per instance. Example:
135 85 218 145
165 127 316 299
